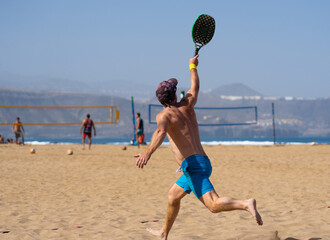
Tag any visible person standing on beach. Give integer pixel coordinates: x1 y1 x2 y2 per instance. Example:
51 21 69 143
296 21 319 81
135 112 144 148
0 134 5 144
12 117 25 145
80 113 96 150
134 55 262 239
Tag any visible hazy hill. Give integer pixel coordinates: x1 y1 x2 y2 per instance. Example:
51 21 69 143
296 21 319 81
0 87 136 139
0 86 329 140
0 72 155 100
0 72 264 101
210 83 263 97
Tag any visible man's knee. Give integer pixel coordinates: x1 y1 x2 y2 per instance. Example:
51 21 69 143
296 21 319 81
206 202 219 213
202 194 223 213
205 197 230 213
168 187 186 206
168 192 181 206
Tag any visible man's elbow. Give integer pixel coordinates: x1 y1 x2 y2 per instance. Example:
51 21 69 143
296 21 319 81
157 129 167 137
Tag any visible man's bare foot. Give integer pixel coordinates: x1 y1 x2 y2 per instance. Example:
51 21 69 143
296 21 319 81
246 198 263 225
146 228 166 240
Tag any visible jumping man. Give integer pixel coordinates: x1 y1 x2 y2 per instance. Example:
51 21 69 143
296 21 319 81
134 55 262 240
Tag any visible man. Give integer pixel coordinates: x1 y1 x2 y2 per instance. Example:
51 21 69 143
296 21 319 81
80 113 96 150
0 134 5 144
135 112 144 148
134 55 262 240
12 117 24 145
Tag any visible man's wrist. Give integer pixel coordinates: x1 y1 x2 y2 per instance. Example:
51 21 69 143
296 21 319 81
189 64 197 71
144 150 152 159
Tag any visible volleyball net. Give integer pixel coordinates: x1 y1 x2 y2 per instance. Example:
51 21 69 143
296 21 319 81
0 105 120 126
148 104 257 126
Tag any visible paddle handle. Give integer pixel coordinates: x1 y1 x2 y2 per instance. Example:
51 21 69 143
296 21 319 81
194 49 199 56
194 45 201 56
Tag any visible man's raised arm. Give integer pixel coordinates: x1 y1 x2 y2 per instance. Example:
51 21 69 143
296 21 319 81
134 112 169 168
186 55 200 107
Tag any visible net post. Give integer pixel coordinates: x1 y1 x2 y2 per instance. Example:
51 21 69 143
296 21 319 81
110 107 113 123
272 102 276 145
131 96 136 143
115 106 120 122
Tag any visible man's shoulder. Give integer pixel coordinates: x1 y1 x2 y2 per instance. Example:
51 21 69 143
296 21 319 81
156 108 171 119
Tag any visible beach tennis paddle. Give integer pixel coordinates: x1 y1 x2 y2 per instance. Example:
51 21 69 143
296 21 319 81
192 14 216 56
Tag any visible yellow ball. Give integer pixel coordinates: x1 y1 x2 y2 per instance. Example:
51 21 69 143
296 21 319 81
67 149 73 155
30 149 36 154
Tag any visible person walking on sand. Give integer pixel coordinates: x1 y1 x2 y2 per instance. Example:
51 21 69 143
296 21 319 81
135 112 144 148
80 113 96 150
12 117 25 145
134 55 263 240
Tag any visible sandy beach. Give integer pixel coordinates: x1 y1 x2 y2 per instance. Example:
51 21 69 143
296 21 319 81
0 144 329 239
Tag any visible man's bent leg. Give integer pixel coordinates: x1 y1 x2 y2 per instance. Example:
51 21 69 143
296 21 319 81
199 190 263 225
147 183 187 240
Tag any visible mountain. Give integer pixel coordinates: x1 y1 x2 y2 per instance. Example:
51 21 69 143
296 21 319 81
0 72 264 101
0 87 136 139
210 83 263 97
1 86 330 140
0 72 155 100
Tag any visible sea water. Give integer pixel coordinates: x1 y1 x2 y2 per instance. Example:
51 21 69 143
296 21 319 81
24 137 330 145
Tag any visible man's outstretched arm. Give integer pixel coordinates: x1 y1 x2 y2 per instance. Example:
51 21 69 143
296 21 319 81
186 55 200 107
134 113 169 168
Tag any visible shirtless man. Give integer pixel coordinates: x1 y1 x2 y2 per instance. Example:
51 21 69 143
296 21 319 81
134 55 262 240
12 117 25 145
0 134 5 143
80 114 96 150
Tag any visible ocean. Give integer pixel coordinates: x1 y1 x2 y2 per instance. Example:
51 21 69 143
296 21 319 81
24 137 330 146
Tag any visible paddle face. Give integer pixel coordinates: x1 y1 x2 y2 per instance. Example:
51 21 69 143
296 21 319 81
192 14 216 56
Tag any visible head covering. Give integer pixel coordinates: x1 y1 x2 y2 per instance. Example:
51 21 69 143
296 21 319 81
156 78 178 105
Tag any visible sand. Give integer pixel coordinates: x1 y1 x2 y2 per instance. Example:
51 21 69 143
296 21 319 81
0 143 329 240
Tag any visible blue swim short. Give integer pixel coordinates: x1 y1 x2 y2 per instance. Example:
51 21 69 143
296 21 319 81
176 155 214 199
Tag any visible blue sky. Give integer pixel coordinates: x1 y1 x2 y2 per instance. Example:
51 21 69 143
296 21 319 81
0 0 329 98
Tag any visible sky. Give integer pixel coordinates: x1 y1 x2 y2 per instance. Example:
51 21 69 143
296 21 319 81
0 0 329 98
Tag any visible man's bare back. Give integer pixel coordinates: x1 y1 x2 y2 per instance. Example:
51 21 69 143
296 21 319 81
158 103 206 165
